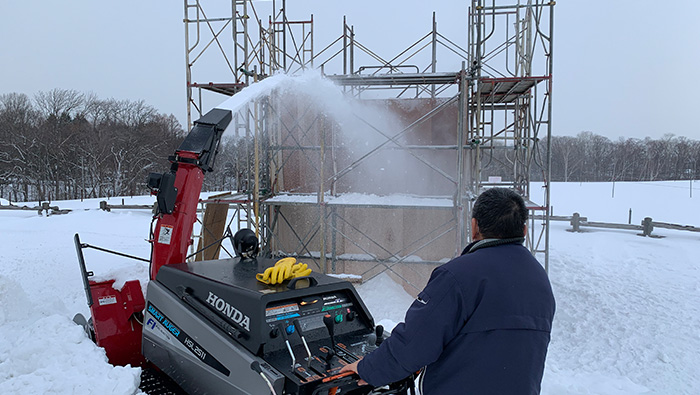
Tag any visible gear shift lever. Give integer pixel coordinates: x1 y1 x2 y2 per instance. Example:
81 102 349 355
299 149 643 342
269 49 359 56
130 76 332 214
375 325 384 346
323 314 336 350
322 314 336 369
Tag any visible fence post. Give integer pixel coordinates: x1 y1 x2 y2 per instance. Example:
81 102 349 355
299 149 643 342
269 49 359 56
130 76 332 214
42 202 52 215
641 217 654 237
628 209 632 224
571 212 581 232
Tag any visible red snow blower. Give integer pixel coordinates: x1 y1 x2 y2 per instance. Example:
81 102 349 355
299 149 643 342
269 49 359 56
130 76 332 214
73 108 416 394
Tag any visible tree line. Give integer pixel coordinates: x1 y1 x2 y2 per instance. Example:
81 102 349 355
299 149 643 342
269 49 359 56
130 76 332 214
545 132 699 182
0 89 258 204
2 89 698 203
0 89 186 203
480 132 700 183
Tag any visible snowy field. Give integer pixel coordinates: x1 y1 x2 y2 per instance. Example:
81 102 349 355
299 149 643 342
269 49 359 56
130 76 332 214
0 180 698 394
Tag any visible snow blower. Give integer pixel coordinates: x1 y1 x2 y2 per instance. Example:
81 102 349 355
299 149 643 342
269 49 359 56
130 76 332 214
73 108 416 394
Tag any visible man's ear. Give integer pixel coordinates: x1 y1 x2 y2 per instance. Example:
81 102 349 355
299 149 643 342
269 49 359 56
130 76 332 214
471 218 480 241
523 223 528 237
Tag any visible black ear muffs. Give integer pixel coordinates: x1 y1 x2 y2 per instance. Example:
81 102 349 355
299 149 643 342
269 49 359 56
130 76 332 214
233 229 259 259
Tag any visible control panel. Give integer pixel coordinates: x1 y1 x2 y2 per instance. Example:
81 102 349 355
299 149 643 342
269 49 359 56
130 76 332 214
265 292 363 340
263 291 391 394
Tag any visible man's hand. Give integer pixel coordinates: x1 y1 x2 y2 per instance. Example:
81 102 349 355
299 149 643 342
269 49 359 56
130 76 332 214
339 358 368 386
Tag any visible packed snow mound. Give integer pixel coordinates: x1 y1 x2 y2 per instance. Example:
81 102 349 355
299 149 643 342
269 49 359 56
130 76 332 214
0 276 33 325
0 276 141 394
356 272 415 333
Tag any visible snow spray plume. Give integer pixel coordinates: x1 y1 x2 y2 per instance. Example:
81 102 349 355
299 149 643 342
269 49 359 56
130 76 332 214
215 70 452 197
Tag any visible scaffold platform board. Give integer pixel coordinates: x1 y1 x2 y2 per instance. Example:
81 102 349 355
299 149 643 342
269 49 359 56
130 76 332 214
265 193 455 210
326 72 461 87
199 192 252 205
189 82 247 97
478 76 549 103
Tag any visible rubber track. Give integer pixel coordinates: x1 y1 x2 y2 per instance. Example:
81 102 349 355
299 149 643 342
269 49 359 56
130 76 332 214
140 366 189 395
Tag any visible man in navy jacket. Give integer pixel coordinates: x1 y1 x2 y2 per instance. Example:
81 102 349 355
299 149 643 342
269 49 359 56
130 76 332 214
341 188 555 394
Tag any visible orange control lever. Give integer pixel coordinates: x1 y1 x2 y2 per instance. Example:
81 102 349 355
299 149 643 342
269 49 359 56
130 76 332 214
321 370 354 383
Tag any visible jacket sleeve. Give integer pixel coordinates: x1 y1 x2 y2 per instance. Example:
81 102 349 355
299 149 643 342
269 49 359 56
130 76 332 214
357 267 465 387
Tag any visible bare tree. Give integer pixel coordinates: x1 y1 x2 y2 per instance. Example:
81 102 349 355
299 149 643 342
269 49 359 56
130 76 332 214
550 136 583 182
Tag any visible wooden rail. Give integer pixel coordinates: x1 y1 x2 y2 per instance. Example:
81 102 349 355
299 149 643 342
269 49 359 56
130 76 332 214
98 201 204 213
99 200 156 212
652 221 700 233
534 214 699 237
0 202 70 215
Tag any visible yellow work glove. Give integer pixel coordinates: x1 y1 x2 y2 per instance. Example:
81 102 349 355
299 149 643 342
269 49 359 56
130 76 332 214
256 257 311 285
290 262 312 278
256 257 294 285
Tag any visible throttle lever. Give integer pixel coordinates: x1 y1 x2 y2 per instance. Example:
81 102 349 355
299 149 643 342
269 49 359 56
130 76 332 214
279 323 296 370
293 319 313 364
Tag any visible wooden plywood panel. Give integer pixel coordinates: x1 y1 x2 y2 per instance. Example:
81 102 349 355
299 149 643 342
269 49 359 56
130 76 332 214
196 202 229 261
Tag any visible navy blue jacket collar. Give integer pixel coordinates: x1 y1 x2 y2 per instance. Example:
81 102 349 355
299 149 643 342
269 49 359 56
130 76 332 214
461 237 525 256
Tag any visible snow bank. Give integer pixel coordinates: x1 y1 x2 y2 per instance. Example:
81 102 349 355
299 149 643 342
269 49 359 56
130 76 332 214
0 206 151 395
356 272 415 333
0 276 141 394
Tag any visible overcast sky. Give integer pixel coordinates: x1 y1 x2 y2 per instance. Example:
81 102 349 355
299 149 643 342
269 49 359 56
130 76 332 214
2 1 699 140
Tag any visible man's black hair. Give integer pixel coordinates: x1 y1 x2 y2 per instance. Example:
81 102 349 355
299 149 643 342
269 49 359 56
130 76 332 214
472 188 528 239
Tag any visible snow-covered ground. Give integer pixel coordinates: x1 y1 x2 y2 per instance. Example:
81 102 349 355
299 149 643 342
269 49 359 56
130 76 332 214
1 180 698 394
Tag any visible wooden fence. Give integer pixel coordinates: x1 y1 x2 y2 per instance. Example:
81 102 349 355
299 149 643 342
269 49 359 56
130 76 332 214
2 201 698 239
0 201 71 216
536 214 700 237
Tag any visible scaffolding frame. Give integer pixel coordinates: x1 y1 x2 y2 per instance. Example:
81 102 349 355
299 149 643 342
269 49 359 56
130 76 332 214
183 0 554 292
468 0 554 270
